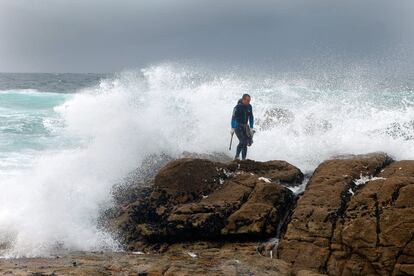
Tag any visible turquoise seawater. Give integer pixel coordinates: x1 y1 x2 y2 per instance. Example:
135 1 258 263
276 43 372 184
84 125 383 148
0 90 70 175
0 73 105 179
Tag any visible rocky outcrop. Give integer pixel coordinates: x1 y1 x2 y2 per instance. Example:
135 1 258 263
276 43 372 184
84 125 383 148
326 160 414 275
151 158 227 205
110 152 232 210
111 158 304 249
277 152 414 275
277 152 392 272
110 152 414 275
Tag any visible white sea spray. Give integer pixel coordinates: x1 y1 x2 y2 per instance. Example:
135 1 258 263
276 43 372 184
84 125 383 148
0 64 414 256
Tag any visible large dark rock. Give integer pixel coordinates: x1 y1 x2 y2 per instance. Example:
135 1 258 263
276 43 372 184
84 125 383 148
277 153 391 272
111 158 304 249
277 152 414 275
168 174 295 239
326 160 414 275
151 158 227 205
111 152 232 206
226 159 304 187
107 152 414 275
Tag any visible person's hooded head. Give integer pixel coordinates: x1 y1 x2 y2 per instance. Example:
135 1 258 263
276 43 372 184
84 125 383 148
241 94 251 105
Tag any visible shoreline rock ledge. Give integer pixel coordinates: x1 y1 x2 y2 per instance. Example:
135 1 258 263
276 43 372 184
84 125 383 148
278 152 414 275
3 152 414 275
108 152 414 275
112 158 304 248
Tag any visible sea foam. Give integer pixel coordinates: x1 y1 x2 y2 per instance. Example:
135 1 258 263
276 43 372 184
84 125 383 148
0 64 414 256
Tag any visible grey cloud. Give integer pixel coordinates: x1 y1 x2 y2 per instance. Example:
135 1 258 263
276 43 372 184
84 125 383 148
0 0 413 73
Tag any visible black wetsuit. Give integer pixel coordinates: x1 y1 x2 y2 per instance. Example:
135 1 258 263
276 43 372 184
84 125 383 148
231 102 254 160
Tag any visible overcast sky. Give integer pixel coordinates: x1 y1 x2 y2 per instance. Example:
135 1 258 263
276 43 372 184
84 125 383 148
0 0 413 73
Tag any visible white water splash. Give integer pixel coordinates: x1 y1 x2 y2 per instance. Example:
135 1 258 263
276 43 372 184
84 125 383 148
0 64 414 256
287 178 309 195
353 174 386 186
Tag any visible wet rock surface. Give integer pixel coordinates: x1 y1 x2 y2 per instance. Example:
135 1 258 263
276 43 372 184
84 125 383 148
110 152 233 206
277 152 414 275
7 152 414 275
278 152 392 273
326 160 414 275
0 244 324 276
111 158 303 249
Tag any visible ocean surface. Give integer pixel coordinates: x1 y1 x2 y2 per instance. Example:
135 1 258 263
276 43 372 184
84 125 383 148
0 65 414 257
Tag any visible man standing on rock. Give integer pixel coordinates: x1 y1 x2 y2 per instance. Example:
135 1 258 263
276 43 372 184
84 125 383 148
231 94 255 160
